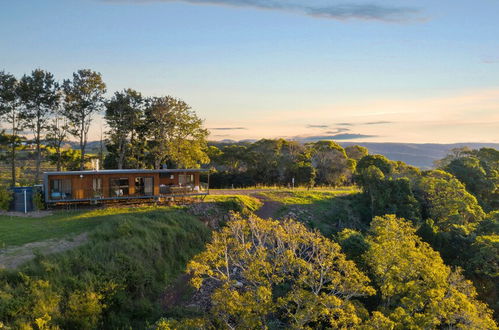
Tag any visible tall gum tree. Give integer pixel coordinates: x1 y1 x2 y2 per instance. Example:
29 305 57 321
104 89 144 169
17 69 60 182
0 71 24 186
62 69 106 170
365 214 497 329
144 96 208 169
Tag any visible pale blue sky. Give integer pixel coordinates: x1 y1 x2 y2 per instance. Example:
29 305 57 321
1 0 498 142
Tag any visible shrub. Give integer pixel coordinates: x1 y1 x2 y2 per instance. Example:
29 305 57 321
32 190 45 210
0 187 13 211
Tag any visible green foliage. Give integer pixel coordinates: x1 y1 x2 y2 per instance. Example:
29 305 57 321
337 228 369 265
144 96 209 169
357 154 393 175
365 215 497 329
0 208 210 329
417 170 485 231
17 69 60 182
310 140 353 186
104 89 145 169
469 234 498 278
32 190 45 211
356 162 421 221
442 148 499 212
186 214 375 329
62 69 106 170
345 145 369 161
0 186 12 211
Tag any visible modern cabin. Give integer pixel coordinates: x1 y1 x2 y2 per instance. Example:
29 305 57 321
43 169 209 204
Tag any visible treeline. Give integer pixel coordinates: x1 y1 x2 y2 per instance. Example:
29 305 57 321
352 148 499 314
0 69 209 186
161 214 497 329
207 139 366 188
161 147 499 328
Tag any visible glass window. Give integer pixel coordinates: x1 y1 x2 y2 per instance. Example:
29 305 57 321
92 178 102 198
49 179 72 200
110 178 129 197
135 177 154 196
179 174 194 186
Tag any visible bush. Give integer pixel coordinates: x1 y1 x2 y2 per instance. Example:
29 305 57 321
32 190 45 210
0 187 13 211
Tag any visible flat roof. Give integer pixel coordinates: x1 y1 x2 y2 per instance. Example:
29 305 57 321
44 169 209 176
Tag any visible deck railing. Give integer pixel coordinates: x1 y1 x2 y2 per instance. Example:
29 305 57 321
46 182 209 203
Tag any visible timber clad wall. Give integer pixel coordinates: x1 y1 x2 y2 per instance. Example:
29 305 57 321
43 169 208 203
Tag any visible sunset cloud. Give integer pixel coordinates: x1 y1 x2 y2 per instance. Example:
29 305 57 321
210 127 247 130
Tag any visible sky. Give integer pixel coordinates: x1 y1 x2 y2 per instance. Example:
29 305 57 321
1 0 498 143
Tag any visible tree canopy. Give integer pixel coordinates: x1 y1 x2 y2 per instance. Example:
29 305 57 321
186 214 375 329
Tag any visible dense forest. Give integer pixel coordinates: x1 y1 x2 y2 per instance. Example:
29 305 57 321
0 68 498 329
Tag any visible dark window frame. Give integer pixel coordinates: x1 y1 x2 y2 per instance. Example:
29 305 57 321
49 178 72 200
109 177 130 197
134 176 154 196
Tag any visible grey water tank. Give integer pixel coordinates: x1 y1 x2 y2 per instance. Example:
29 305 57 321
10 187 34 213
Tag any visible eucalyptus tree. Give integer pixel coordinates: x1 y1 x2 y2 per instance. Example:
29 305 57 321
309 140 353 186
104 89 144 169
144 96 209 169
0 71 25 186
45 106 70 171
366 215 496 329
17 69 60 182
62 69 106 170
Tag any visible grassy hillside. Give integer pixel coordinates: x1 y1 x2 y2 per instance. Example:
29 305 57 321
0 208 132 247
260 189 368 236
0 207 210 329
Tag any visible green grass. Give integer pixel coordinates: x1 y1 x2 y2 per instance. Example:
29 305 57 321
260 188 360 205
205 194 263 213
0 206 174 248
260 188 368 237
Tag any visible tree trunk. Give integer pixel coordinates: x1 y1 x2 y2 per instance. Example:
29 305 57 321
11 141 16 187
35 122 41 183
118 138 125 169
80 118 85 171
56 143 62 171
10 112 16 187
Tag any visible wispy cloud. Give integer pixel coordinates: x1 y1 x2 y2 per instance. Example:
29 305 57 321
300 133 377 141
336 122 355 126
482 56 499 64
210 127 247 130
364 121 392 125
307 124 329 128
107 0 423 22
325 128 350 134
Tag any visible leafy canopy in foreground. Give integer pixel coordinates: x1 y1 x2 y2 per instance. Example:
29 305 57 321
365 215 497 329
186 215 375 329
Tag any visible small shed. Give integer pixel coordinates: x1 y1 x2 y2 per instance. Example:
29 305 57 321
10 186 34 213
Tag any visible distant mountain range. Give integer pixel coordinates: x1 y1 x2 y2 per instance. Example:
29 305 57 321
338 142 499 169
77 140 499 170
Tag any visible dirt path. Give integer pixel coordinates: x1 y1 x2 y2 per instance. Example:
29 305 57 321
0 232 89 269
253 194 282 219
